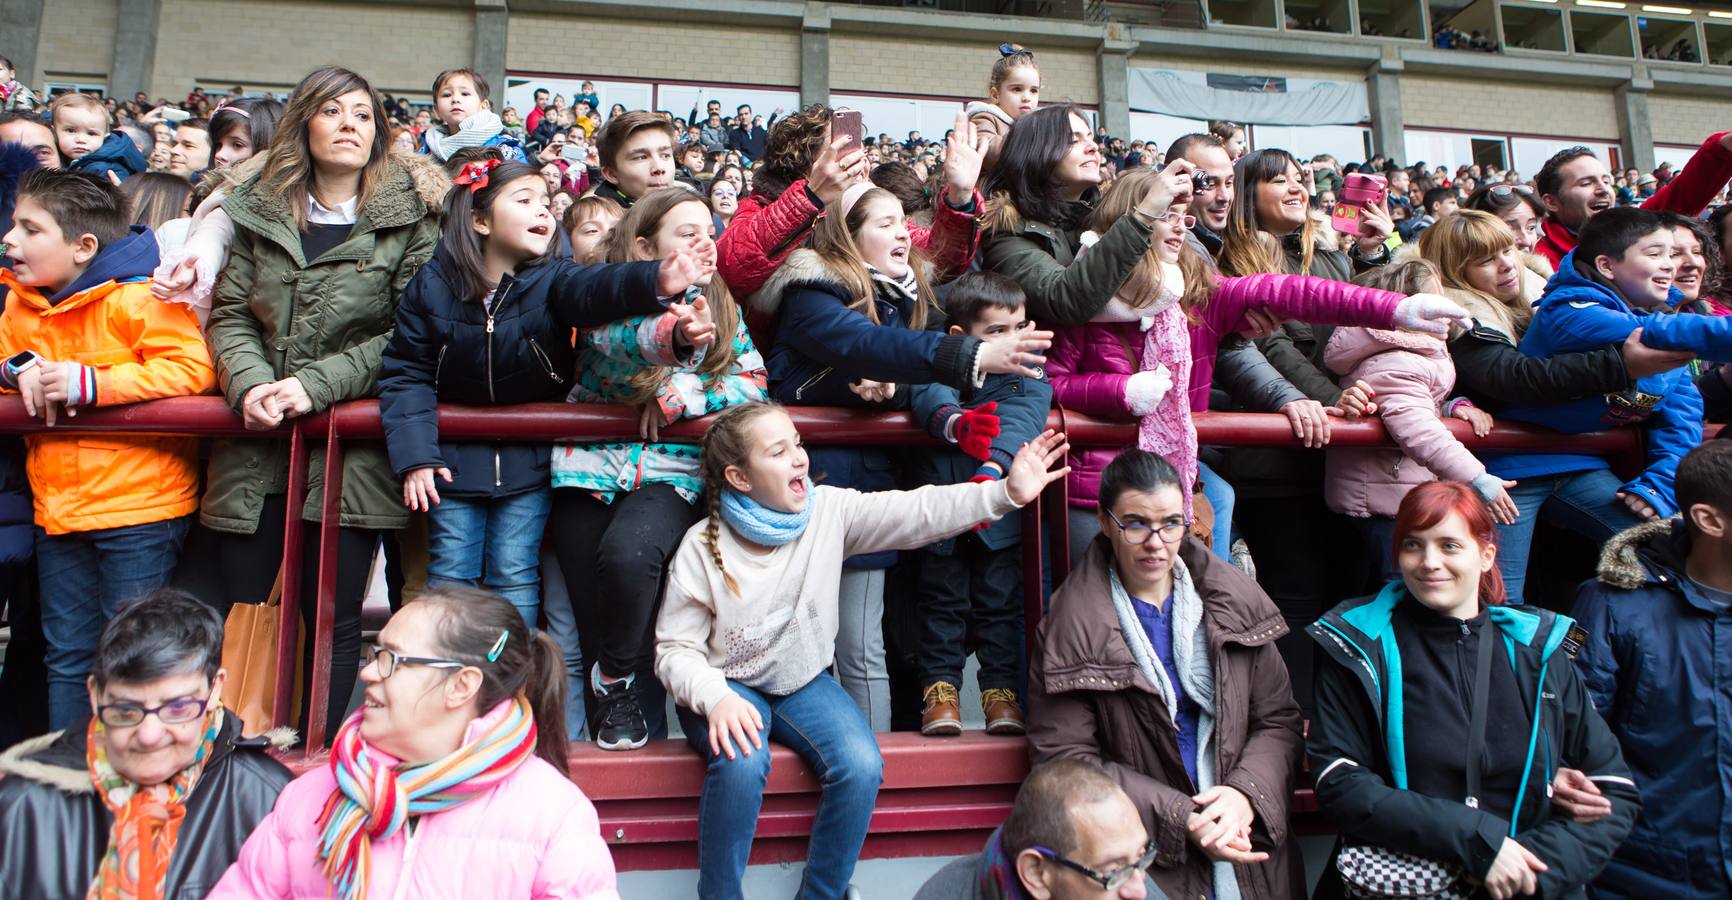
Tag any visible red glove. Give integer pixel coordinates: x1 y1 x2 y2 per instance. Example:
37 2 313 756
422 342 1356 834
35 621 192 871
955 402 1001 462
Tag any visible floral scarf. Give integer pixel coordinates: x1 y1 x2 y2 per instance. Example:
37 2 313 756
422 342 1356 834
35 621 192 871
85 692 225 900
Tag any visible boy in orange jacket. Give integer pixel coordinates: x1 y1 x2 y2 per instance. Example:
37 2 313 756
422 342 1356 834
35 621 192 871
0 169 215 729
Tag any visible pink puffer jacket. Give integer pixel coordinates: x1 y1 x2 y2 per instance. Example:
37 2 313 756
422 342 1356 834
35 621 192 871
1047 272 1406 508
208 753 619 900
1322 326 1487 518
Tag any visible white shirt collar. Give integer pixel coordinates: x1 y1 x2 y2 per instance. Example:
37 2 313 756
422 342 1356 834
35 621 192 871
307 192 359 226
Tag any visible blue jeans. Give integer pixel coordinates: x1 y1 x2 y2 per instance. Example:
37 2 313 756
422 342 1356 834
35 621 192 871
426 487 551 625
39 516 190 729
676 674 883 900
1496 469 1641 604
538 546 587 741
1197 459 1236 559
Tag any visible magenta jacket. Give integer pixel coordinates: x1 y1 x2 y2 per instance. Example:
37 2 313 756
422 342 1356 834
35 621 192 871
1047 272 1405 508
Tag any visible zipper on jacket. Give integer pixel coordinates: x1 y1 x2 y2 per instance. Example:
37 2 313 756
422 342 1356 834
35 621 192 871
794 366 832 401
485 283 511 404
495 449 502 488
528 337 565 385
434 345 448 391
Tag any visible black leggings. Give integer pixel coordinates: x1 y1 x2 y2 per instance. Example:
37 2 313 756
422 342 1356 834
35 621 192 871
176 493 385 744
549 485 698 679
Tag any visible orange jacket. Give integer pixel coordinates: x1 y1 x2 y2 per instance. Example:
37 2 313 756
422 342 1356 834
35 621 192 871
0 266 215 535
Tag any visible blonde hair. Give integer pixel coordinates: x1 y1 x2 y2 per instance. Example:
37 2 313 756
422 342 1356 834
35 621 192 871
1351 256 1442 296
50 92 112 130
809 186 940 330
605 188 742 404
698 402 790 595
1418 210 1531 336
255 66 393 230
1085 168 1214 322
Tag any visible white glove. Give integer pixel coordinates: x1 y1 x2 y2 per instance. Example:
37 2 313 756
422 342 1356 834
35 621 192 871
1469 472 1507 505
1393 293 1472 337
1125 365 1174 416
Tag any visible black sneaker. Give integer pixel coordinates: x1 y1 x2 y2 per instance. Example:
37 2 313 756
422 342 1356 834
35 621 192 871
592 669 649 751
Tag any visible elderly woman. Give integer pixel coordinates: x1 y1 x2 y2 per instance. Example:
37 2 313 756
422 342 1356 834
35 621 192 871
197 66 445 741
1029 448 1305 900
0 589 293 899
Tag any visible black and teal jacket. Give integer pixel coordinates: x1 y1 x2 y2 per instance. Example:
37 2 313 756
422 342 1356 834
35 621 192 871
1306 583 1640 898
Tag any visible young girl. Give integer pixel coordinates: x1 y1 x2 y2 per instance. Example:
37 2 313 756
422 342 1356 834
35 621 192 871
564 194 623 264
965 43 1040 173
1050 168 1470 563
751 183 1052 731
656 402 1069 899
378 160 712 627
549 188 767 751
1323 258 1518 579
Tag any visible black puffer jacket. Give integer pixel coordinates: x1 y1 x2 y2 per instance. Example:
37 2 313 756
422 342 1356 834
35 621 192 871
0 712 293 900
378 246 665 497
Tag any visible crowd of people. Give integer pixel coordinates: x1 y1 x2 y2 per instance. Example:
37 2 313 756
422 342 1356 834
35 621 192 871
0 37 1729 899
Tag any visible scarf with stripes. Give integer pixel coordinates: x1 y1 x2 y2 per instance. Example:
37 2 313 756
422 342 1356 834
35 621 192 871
316 694 536 900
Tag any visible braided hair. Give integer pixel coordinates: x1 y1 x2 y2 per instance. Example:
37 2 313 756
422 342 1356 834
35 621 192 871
698 402 790 596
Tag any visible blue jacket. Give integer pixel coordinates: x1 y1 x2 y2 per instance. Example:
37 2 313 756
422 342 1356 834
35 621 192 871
1572 519 1732 898
1307 585 1640 898
65 132 146 182
909 370 1052 552
1493 251 1707 517
378 246 665 498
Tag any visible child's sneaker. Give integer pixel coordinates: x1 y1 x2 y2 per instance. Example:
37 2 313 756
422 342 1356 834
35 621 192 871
591 668 649 751
920 682 962 736
981 688 1025 736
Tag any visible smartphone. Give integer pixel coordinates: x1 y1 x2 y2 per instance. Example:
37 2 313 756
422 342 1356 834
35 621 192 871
1331 173 1388 237
831 108 864 157
559 141 587 164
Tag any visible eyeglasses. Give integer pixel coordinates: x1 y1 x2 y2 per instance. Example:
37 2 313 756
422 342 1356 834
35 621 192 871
363 646 467 679
1032 841 1159 891
1105 509 1190 546
1155 211 1197 229
97 694 211 728
1488 185 1532 198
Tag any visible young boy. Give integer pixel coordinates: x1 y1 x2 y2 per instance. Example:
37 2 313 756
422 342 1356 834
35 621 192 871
48 92 109 166
592 110 676 209
0 169 215 729
1499 206 1732 524
1570 441 1732 899
909 272 1053 737
421 67 526 163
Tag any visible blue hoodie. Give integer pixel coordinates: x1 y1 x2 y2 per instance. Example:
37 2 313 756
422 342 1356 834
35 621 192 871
65 131 147 182
1490 250 1707 517
45 224 159 305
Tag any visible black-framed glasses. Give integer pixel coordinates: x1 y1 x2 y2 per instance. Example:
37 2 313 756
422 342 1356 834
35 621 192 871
1032 841 1158 890
363 646 467 679
1105 509 1190 546
97 694 211 728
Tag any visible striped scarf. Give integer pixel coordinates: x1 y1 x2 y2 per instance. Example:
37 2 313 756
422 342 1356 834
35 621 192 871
316 695 537 900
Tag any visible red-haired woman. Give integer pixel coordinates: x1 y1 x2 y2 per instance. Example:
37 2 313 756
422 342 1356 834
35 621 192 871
1305 481 1639 900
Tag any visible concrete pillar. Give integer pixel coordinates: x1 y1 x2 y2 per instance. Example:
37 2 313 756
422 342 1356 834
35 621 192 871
0 0 44 90
109 0 161 100
1366 55 1405 163
1615 75 1655 175
474 0 509 104
1098 26 1135 140
800 3 831 110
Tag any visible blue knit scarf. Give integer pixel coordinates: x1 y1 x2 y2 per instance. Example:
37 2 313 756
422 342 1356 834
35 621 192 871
719 483 812 546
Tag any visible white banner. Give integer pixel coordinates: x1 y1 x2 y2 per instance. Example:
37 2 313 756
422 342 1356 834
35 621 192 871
1127 68 1369 127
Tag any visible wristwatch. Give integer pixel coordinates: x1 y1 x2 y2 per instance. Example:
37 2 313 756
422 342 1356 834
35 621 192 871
5 350 39 376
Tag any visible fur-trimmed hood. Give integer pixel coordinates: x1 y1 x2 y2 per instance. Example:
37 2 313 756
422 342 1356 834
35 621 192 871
1596 518 1686 590
211 146 451 215
0 715 295 794
746 246 931 319
965 100 1014 126
222 148 450 249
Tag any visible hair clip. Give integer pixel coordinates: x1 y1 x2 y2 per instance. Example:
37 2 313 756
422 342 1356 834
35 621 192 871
999 42 1025 57
487 629 509 662
454 158 503 194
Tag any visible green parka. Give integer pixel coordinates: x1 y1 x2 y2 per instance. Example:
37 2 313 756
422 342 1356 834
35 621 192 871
979 198 1156 326
200 154 445 534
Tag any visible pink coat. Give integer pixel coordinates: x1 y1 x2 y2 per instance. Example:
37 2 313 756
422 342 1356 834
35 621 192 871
209 754 620 900
1322 326 1486 518
1047 272 1405 507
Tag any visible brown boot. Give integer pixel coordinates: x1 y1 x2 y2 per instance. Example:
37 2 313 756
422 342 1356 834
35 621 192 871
921 682 962 736
982 688 1026 736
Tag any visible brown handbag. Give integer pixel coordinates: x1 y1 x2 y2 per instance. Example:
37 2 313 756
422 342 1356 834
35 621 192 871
219 565 303 736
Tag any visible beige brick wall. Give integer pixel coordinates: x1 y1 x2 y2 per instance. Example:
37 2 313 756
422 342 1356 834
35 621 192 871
1399 74 1618 139
149 0 473 98
1649 93 1726 146
831 35 1098 104
507 14 799 87
35 0 119 85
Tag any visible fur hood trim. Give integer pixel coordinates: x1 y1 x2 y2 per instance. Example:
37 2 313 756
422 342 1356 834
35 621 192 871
0 730 86 792
1596 518 1679 590
224 148 451 229
965 100 1014 125
746 247 931 317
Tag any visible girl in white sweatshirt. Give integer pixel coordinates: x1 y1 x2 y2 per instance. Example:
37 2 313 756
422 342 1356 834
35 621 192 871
655 401 1067 899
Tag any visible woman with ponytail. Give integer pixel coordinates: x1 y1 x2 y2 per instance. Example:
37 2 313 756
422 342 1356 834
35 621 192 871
211 587 620 899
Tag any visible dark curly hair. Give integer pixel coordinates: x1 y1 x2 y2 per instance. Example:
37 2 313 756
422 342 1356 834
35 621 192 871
750 104 833 204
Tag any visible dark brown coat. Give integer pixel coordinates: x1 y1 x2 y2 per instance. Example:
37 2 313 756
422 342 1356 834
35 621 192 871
1028 536 1305 900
